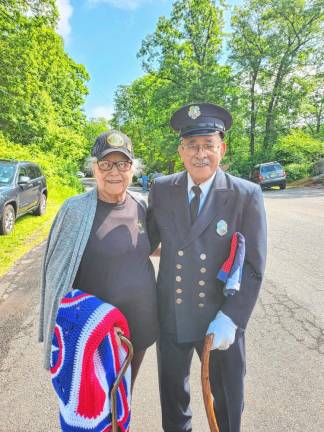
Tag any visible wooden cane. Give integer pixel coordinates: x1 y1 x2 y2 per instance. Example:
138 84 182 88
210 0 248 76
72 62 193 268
111 334 134 432
201 334 220 432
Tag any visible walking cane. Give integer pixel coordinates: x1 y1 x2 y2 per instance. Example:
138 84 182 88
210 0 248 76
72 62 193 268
201 334 220 432
111 334 134 432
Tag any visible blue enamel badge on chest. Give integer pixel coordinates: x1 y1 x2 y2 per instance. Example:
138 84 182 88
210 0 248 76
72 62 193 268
216 220 228 236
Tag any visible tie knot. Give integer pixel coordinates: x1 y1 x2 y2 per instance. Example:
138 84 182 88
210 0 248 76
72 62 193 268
191 185 202 197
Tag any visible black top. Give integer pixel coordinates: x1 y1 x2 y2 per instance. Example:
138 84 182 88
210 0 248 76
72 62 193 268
74 193 158 351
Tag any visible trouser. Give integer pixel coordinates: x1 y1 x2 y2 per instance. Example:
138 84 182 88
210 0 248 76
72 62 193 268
157 330 246 432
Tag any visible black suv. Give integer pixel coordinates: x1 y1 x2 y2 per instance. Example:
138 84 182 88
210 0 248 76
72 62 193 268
250 162 286 190
0 160 47 235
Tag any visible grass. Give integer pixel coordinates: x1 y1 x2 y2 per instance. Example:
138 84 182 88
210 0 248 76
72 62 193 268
0 181 79 277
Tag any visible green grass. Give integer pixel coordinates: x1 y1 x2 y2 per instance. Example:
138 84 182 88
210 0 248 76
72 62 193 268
0 181 79 277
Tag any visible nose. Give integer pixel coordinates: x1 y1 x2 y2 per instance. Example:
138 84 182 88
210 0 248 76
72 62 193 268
196 146 208 156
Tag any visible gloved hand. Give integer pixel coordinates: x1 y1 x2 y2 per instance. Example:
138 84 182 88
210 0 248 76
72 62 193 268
206 311 237 350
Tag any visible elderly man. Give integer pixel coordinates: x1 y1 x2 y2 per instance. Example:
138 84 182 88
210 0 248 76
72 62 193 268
148 103 267 432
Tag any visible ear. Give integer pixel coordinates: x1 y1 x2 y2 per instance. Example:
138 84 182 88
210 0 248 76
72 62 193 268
178 143 185 161
220 141 227 158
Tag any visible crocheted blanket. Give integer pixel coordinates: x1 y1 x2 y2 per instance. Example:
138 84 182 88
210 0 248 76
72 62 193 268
217 232 246 297
50 289 131 432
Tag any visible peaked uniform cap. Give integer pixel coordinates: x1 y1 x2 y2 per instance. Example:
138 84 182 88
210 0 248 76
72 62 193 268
170 102 232 138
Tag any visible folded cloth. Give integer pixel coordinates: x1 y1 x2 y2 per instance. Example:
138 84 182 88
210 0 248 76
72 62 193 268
50 289 131 432
217 232 246 297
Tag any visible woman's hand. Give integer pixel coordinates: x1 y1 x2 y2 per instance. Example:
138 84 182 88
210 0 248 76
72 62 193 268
114 326 123 347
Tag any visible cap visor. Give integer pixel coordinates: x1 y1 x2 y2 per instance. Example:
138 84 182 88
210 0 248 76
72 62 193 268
97 148 134 161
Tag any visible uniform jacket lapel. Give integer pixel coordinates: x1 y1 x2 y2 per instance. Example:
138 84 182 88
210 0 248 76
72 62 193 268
169 171 191 243
180 168 233 248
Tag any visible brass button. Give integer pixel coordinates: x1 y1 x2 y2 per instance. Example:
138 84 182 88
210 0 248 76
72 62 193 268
176 288 183 294
199 280 205 286
199 292 206 298
200 253 207 260
176 264 182 270
200 267 207 273
198 303 205 308
176 298 182 304
178 250 184 256
176 276 182 282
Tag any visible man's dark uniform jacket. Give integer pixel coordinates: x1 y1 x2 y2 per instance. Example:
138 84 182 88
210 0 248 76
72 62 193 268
148 167 267 341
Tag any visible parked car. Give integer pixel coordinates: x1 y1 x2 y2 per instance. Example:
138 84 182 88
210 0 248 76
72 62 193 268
0 160 47 235
250 162 286 190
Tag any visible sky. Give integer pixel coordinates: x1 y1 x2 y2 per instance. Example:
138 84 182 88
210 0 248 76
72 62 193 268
56 0 243 120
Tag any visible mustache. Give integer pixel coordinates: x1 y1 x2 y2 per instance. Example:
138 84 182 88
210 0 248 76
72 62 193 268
192 158 210 166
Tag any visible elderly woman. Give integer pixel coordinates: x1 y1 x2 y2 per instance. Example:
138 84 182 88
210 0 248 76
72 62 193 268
39 130 158 387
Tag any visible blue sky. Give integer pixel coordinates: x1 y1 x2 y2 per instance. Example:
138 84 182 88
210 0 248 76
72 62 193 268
56 0 243 120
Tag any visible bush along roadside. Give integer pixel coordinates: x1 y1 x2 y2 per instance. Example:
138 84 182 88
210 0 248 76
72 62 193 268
0 135 83 277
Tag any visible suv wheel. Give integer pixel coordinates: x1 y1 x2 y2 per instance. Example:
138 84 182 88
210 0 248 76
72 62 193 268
0 204 16 235
34 193 47 216
279 183 286 190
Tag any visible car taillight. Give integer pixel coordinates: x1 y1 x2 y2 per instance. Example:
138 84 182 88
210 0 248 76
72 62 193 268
258 174 264 181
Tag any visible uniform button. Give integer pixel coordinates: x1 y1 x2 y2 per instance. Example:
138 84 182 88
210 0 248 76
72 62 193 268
199 280 205 286
178 250 184 256
176 288 183 294
176 276 182 282
200 253 207 260
200 267 207 273
198 303 205 308
176 298 182 304
176 264 182 270
199 292 206 298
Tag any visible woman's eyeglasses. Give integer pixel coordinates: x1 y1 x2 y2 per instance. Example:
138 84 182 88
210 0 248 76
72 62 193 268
97 160 133 172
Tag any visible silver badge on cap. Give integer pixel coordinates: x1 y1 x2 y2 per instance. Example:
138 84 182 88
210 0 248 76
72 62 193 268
216 220 228 236
188 105 201 120
107 132 124 148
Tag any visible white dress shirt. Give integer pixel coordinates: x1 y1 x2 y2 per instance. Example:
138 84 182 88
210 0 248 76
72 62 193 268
187 171 217 214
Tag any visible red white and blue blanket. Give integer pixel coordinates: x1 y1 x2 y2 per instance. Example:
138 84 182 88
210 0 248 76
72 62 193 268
217 232 246 297
50 289 131 432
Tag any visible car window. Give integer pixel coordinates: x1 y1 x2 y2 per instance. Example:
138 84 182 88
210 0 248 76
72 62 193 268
18 166 28 178
0 163 16 184
260 164 282 174
25 165 38 179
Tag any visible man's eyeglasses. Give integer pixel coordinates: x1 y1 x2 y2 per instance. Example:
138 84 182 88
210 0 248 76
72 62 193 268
182 143 221 155
97 160 133 172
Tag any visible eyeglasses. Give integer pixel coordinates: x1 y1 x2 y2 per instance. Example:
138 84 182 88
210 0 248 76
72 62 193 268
97 160 133 172
182 143 221 155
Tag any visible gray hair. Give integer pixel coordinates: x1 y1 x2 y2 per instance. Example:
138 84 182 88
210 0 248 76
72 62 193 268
84 156 144 177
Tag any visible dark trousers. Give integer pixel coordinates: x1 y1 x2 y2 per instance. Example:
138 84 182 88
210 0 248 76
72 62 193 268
157 330 246 432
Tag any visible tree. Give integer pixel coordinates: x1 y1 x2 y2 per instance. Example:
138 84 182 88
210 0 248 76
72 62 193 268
230 0 324 157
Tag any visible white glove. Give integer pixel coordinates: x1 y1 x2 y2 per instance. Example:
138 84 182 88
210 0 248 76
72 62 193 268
206 311 237 350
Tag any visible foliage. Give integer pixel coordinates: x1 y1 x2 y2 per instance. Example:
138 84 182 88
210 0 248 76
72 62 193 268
284 163 312 181
273 130 324 165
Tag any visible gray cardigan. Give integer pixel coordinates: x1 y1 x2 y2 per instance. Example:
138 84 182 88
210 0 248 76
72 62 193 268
38 187 146 370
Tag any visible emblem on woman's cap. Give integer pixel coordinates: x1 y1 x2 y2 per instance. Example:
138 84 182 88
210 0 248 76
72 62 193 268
107 132 124 148
188 105 201 120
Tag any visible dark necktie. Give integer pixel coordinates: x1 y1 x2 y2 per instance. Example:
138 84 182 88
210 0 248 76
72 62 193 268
189 185 202 224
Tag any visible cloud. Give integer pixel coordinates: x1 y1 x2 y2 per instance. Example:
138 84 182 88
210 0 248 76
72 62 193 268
88 0 153 10
88 105 114 119
56 0 73 40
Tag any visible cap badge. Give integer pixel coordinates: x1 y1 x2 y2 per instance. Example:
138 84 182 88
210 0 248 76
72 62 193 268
188 105 201 120
107 132 124 148
216 220 228 236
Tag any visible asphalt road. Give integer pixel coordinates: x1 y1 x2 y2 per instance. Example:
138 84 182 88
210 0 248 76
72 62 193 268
0 187 323 431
